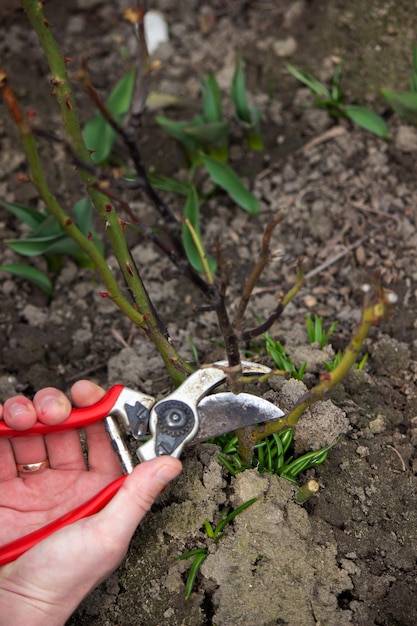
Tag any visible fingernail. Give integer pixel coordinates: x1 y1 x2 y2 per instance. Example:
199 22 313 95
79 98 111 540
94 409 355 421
155 463 179 485
9 403 27 419
39 395 59 412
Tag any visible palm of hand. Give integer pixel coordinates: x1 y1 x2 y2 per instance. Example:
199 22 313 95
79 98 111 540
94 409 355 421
0 381 122 547
0 463 121 546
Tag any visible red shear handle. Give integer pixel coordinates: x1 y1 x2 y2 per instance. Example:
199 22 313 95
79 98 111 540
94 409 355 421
0 385 125 437
0 475 127 566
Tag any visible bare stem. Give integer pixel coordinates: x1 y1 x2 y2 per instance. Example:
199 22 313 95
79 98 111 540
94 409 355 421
0 65 138 324
233 214 284 332
18 0 192 385
295 480 319 504
250 283 397 443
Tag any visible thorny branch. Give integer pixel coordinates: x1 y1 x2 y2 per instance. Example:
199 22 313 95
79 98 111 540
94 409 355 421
5 0 310 381
74 55 295 366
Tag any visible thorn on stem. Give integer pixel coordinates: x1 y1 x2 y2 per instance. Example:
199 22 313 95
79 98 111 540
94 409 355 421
65 96 73 111
125 261 135 276
50 77 64 87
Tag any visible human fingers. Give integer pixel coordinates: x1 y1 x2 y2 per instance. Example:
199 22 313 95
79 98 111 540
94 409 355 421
2 396 48 474
6 390 76 474
31 387 84 471
0 397 37 481
71 380 121 476
2 396 37 430
96 456 182 545
70 380 106 408
42 382 106 472
0 439 18 481
33 388 71 425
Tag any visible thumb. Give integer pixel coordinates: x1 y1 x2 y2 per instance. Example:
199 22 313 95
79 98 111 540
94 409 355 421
97 456 182 542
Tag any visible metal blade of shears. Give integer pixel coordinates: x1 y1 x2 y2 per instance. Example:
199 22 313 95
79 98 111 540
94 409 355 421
194 393 285 443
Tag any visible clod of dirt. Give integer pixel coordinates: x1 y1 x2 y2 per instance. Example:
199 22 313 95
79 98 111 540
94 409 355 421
201 470 353 626
266 377 351 453
107 346 162 393
369 334 411 377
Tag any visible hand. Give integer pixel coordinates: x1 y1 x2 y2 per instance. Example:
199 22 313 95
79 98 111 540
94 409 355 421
0 381 182 626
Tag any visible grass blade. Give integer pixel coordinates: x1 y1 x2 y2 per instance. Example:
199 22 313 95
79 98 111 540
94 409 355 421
184 551 208 599
174 548 207 562
181 186 217 275
213 498 257 540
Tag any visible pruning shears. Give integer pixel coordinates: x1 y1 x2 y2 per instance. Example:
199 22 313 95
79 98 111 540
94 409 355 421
0 361 284 565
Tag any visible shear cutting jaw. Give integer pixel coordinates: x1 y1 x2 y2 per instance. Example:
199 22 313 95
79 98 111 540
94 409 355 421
137 361 274 462
102 388 155 473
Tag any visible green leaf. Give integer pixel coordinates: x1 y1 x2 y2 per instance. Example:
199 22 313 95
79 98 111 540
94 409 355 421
231 56 263 150
156 116 201 160
200 154 259 215
213 498 257 540
146 91 182 111
181 185 217 273
330 63 343 103
5 234 67 256
30 214 62 238
201 73 222 122
411 45 417 92
184 551 208 599
73 197 93 234
203 520 215 538
183 121 229 150
343 105 389 139
279 440 338 481
174 548 207 561
0 200 46 230
107 66 136 114
286 64 330 99
148 172 191 196
381 89 417 126
231 54 251 123
83 66 136 164
0 263 52 296
43 237 86 259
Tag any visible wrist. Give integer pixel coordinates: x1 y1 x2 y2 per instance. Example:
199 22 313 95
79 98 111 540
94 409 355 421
0 590 65 626
0 579 74 626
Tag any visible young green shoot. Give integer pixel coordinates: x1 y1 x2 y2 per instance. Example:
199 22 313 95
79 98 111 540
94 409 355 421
381 44 417 126
1 198 103 295
175 498 257 599
231 54 263 150
215 427 337 484
306 313 338 349
263 332 306 380
287 62 388 139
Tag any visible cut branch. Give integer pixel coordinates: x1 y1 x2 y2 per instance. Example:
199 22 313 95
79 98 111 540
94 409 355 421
233 214 284 332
